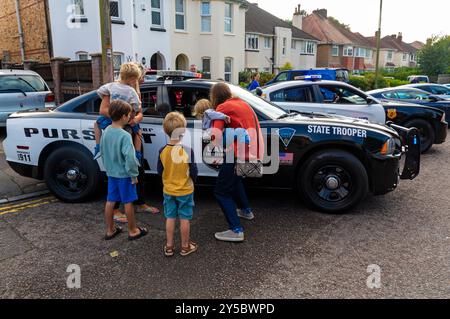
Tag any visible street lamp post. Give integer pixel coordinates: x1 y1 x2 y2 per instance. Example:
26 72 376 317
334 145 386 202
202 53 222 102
374 0 383 89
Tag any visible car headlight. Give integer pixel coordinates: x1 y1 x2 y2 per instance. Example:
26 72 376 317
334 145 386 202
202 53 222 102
380 137 396 155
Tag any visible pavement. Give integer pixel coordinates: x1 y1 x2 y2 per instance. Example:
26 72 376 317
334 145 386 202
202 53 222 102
0 129 449 299
0 129 48 203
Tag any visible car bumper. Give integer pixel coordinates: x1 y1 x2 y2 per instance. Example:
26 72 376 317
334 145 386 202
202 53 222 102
434 121 448 144
7 161 41 180
369 154 401 195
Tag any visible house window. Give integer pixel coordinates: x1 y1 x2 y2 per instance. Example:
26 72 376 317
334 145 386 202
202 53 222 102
301 41 315 54
109 0 121 20
282 37 287 55
410 53 416 62
201 1 211 32
387 50 393 61
72 0 85 16
355 48 366 57
402 53 408 61
202 57 211 79
246 34 259 50
224 3 233 33
133 0 137 25
113 53 124 72
343 46 354 57
151 0 162 27
175 0 186 30
224 58 232 82
76 52 89 61
264 37 271 49
291 40 296 49
365 49 372 59
332 45 339 57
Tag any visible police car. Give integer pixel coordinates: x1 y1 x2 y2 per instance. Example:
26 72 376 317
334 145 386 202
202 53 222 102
257 79 447 153
2 72 421 213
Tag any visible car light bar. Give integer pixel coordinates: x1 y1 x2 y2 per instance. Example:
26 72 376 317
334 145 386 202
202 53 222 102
293 75 322 81
157 70 202 79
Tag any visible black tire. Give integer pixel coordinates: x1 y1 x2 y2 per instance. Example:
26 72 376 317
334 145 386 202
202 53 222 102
404 119 434 153
298 149 369 214
43 146 101 202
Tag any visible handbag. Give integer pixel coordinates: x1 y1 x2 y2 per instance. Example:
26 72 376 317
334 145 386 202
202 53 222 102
235 109 263 178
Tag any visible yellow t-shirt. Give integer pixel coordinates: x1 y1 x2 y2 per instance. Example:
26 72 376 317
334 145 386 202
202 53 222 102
157 144 197 196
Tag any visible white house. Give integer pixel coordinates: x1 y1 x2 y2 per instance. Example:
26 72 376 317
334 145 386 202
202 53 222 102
245 3 318 74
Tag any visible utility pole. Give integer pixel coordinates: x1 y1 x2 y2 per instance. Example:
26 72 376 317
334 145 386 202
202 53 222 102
99 0 113 83
14 0 25 62
374 0 383 89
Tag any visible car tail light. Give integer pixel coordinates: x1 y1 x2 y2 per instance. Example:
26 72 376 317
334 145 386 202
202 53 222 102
45 93 55 103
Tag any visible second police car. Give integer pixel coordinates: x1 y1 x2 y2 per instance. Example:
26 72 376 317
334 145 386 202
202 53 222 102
3 72 421 213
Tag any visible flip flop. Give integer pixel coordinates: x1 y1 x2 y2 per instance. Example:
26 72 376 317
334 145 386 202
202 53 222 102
104 226 123 241
136 205 160 214
128 227 148 241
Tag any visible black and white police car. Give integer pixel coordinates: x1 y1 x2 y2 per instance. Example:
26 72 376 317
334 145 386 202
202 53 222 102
2 72 421 213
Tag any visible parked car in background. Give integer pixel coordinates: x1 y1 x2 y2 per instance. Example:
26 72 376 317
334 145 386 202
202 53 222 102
407 75 430 83
0 69 55 127
257 80 446 153
367 87 450 124
401 83 450 99
265 68 349 86
444 84 450 88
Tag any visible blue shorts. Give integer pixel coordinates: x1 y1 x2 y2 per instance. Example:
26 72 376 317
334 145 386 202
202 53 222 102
163 193 195 220
107 177 138 204
97 116 113 130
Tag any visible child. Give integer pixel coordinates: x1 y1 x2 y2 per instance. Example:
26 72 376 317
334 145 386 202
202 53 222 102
94 62 143 162
157 112 198 257
101 100 147 241
193 99 250 145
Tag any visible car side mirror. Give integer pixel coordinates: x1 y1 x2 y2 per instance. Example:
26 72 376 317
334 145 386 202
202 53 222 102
428 95 439 102
255 87 263 97
366 96 378 105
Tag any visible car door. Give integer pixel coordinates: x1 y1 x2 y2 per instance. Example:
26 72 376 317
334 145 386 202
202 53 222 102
268 85 323 114
165 84 218 177
317 84 386 123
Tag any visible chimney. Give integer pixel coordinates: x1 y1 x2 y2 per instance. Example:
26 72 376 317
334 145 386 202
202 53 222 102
314 9 327 18
292 4 303 30
397 32 403 43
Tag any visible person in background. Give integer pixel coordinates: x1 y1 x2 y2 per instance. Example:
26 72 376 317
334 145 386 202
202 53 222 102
247 73 261 91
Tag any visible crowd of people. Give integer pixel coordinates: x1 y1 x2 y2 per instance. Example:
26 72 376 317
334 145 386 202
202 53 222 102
97 63 263 257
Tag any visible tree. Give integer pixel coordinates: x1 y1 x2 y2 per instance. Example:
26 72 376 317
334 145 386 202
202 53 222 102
280 62 293 71
418 35 450 76
329 16 351 31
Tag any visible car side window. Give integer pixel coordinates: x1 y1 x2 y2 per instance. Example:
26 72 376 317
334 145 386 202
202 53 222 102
428 86 449 95
167 86 210 119
271 87 313 103
382 92 398 99
396 90 415 99
319 86 367 105
275 72 288 82
141 87 161 117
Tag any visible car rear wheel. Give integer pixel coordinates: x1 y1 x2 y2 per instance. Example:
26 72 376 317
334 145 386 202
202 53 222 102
298 150 369 214
404 119 434 153
44 146 101 202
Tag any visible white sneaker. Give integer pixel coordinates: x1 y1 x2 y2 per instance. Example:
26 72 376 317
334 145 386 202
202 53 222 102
214 230 244 242
237 209 255 220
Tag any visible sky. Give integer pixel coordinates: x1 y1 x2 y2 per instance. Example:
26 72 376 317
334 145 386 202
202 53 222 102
251 0 450 43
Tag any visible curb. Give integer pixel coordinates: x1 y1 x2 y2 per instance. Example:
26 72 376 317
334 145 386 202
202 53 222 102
0 190 51 205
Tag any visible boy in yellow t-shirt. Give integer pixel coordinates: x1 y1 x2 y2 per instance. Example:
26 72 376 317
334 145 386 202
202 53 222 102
157 112 198 257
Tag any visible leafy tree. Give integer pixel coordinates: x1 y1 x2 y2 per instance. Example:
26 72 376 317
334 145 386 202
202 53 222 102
280 62 293 71
328 16 351 31
418 35 450 76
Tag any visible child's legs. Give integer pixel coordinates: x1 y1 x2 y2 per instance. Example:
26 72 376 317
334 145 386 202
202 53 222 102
177 194 194 247
133 130 142 152
166 218 176 247
180 220 190 248
105 201 116 234
94 122 101 145
123 203 138 234
117 177 139 234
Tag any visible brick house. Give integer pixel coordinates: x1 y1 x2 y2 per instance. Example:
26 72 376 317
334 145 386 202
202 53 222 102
302 9 375 73
0 0 52 64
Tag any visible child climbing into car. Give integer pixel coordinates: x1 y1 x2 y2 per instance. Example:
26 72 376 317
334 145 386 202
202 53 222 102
102 100 147 241
158 112 198 257
94 62 143 162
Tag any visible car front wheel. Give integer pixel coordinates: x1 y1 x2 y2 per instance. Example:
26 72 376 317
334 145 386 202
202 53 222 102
44 146 101 202
298 149 369 214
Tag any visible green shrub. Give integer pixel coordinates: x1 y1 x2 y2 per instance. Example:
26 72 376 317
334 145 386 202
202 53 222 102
259 72 275 86
280 62 293 71
385 78 409 87
349 76 370 91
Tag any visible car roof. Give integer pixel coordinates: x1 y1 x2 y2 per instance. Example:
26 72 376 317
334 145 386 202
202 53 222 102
0 69 41 76
367 86 431 94
262 80 354 92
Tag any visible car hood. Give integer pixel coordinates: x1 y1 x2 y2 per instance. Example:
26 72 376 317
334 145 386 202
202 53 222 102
381 100 445 114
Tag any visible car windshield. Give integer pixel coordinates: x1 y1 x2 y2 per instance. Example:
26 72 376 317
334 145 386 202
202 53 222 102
0 75 47 92
229 85 287 120
428 85 450 95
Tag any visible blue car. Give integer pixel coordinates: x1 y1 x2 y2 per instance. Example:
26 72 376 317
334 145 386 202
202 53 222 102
367 87 450 123
266 68 349 86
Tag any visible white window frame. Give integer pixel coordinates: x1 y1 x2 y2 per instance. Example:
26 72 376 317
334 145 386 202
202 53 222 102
224 3 233 33
224 57 233 82
291 40 296 50
365 49 372 59
109 0 122 21
151 0 163 28
200 1 211 32
343 46 354 57
410 53 416 62
113 52 124 72
332 45 339 57
355 47 366 58
202 57 211 79
387 50 393 61
72 0 85 17
282 37 287 56
76 51 89 61
402 53 408 61
175 0 186 31
264 37 271 49
301 41 315 55
246 34 259 50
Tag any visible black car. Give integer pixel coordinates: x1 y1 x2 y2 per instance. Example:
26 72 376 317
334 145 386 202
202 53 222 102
4 79 421 213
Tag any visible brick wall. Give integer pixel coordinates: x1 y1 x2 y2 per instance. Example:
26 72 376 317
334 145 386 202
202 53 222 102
0 0 50 64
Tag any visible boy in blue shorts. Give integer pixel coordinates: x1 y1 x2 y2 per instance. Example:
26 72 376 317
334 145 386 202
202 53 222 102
102 100 147 241
157 112 198 257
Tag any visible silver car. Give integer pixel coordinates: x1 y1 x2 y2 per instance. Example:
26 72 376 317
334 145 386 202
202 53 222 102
0 69 55 127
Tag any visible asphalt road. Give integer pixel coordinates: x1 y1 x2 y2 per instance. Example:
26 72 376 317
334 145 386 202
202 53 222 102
0 128 449 299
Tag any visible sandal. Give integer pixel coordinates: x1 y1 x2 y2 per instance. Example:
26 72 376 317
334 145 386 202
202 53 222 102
128 227 148 241
136 204 160 214
164 245 175 257
180 241 198 257
104 226 123 241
